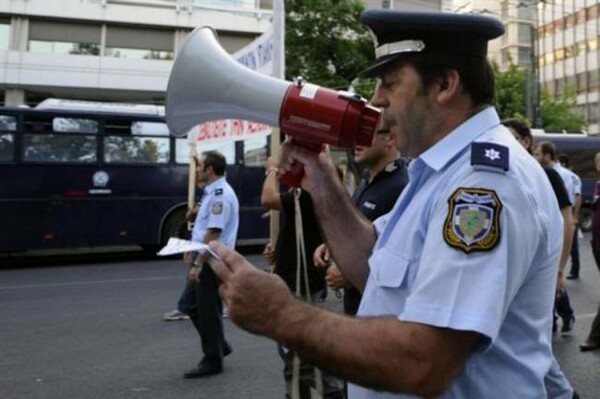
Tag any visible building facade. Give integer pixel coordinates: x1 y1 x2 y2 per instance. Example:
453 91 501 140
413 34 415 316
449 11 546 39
537 0 599 134
455 0 599 135
363 0 449 12
0 0 273 106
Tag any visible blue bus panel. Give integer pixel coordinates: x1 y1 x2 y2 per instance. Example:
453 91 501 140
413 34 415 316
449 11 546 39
0 107 268 253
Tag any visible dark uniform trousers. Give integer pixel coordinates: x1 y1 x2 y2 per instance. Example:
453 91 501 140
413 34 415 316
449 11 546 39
189 263 229 364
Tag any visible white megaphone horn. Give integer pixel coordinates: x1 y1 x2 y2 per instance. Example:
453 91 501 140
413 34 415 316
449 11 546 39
166 26 380 186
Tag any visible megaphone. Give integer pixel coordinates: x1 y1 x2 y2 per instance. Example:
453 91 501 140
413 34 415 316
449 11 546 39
166 26 380 186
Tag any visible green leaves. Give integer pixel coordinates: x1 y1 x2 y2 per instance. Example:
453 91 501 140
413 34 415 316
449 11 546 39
285 0 372 92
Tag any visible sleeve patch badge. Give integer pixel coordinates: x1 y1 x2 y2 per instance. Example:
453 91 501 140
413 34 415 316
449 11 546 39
211 202 223 215
443 188 502 253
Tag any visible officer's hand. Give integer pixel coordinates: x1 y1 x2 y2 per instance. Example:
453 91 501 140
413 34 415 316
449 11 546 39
207 241 294 336
279 138 340 193
183 251 194 265
556 273 566 296
266 156 279 170
186 206 198 222
262 242 275 267
326 264 352 290
313 243 332 268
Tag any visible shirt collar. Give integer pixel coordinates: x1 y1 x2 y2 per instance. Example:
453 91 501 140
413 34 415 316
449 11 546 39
419 106 501 172
204 176 225 194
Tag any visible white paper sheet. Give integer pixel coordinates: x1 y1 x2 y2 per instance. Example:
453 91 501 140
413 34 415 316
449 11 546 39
157 237 220 259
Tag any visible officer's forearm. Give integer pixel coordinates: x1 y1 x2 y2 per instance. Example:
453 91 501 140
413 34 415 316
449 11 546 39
271 298 476 397
310 177 375 292
199 229 221 263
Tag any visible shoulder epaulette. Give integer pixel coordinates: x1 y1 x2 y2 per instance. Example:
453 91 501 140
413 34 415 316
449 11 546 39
215 188 223 195
470 142 509 173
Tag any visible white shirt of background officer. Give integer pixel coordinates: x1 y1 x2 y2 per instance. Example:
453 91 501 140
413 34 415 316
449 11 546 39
188 152 239 282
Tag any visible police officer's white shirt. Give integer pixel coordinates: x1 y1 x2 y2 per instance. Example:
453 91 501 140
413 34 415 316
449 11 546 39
349 107 571 398
553 164 580 204
191 176 239 248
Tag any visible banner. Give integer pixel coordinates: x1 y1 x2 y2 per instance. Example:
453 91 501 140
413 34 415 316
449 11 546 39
189 0 285 146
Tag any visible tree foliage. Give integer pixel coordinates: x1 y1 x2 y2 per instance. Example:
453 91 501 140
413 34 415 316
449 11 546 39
492 61 527 121
541 87 586 133
285 0 373 93
493 60 586 132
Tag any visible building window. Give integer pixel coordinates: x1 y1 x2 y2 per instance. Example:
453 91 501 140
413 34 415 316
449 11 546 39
29 20 101 55
577 40 587 56
244 136 267 167
29 40 100 55
104 47 173 60
517 4 534 21
589 102 599 123
590 71 599 89
501 49 511 65
518 23 531 43
0 20 10 51
577 72 588 93
518 47 531 66
105 26 174 60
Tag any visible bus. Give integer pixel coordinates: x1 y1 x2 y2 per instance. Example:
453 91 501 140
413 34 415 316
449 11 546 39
0 99 269 254
533 131 600 232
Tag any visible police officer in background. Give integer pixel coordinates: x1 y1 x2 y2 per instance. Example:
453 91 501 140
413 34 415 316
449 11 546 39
182 150 239 378
205 11 572 397
558 154 583 280
314 122 408 316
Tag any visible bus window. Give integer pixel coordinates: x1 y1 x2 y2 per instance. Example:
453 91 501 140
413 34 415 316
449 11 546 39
53 117 98 134
104 136 170 164
131 121 169 136
243 135 267 166
175 138 236 165
0 114 17 131
0 133 13 162
0 114 16 162
104 118 170 164
22 116 97 163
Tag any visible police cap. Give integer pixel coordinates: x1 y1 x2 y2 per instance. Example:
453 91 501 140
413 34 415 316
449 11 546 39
359 10 505 78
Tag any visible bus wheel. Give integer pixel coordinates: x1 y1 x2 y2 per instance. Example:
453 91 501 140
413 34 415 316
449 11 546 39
580 207 593 233
161 208 190 247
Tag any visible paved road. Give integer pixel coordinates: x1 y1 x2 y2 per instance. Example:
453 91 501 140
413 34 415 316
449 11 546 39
1 237 599 398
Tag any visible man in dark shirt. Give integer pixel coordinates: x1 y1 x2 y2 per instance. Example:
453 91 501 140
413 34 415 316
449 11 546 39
261 156 343 399
315 126 409 315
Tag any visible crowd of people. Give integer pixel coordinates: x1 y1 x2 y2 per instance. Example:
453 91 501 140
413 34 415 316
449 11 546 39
160 9 600 399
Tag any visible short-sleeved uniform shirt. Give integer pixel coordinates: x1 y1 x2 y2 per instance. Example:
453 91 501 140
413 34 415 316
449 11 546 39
348 107 565 398
553 164 581 205
344 158 409 315
191 176 239 248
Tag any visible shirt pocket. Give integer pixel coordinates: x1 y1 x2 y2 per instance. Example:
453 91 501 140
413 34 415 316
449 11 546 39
368 246 413 289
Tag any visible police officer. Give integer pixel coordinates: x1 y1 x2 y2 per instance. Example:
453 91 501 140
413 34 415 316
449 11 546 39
183 150 239 378
315 123 409 316
206 11 571 397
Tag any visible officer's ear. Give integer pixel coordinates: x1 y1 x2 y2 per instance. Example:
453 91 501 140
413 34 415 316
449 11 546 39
434 69 461 106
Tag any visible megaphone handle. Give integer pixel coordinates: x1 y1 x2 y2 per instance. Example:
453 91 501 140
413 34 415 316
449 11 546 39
278 139 324 188
278 162 305 187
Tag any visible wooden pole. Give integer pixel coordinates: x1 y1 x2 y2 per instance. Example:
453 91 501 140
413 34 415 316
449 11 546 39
187 141 198 231
269 128 281 249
